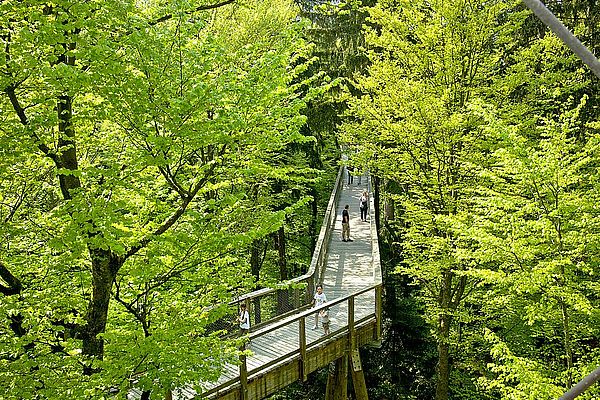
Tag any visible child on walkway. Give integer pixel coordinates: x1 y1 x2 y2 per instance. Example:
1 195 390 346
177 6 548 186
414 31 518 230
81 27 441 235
238 303 250 337
312 284 327 329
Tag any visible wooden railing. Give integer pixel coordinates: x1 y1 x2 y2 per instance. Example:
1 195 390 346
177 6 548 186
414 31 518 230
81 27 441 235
201 166 383 399
204 283 383 398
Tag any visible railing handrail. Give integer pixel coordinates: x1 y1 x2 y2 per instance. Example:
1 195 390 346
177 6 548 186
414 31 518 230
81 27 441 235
368 172 382 285
204 282 382 398
200 168 383 399
234 165 345 304
248 283 380 340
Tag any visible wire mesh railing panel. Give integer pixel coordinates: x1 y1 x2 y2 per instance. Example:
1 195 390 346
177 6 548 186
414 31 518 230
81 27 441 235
204 308 237 337
354 289 376 322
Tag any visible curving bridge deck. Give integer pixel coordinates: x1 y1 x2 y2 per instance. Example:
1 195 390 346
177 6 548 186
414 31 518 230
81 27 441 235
145 166 382 400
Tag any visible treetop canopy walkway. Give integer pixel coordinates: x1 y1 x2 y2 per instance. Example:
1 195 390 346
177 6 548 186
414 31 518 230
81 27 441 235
130 165 382 400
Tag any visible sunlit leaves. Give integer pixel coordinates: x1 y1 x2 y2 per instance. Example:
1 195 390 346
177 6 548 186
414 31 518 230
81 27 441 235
0 0 311 398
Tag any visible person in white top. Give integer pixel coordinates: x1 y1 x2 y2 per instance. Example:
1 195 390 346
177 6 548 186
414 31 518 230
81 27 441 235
312 284 327 329
238 303 250 336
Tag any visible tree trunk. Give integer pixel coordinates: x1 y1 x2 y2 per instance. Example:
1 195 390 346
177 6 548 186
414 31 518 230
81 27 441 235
384 197 395 221
277 226 288 281
373 175 381 232
560 299 574 386
56 94 81 200
436 314 451 400
309 186 318 253
82 249 122 363
435 270 453 400
250 239 262 324
275 226 289 314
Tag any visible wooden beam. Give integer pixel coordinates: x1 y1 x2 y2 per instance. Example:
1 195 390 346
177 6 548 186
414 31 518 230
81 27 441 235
240 347 248 400
375 285 382 341
350 350 369 400
348 296 355 350
326 354 348 400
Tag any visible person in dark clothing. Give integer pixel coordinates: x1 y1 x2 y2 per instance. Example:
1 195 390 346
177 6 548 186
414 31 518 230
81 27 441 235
347 166 354 185
342 204 352 242
359 190 369 222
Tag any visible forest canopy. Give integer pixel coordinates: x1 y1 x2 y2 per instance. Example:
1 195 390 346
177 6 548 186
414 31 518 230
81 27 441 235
2 0 600 399
0 0 325 398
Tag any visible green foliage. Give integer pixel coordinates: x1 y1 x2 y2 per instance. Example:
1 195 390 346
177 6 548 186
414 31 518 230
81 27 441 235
0 0 322 398
342 0 600 398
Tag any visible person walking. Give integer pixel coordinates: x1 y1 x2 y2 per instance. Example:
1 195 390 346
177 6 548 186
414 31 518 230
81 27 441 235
312 284 327 329
341 204 352 242
347 166 354 185
359 190 369 222
238 303 250 337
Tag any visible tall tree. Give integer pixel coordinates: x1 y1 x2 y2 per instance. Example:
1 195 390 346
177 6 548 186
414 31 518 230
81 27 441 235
471 15 600 395
342 0 511 398
0 0 310 397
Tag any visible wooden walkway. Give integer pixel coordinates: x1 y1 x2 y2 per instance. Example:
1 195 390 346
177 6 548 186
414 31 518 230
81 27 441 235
130 167 382 400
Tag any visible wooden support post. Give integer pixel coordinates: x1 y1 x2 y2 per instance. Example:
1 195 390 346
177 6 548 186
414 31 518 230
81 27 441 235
299 317 307 381
347 295 369 399
350 350 369 400
239 346 248 400
245 298 254 324
325 354 348 400
375 285 382 341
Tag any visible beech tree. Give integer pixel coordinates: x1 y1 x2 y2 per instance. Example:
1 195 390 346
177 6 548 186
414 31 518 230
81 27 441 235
343 0 600 398
0 0 309 398
341 0 511 398
471 7 600 395
473 95 600 400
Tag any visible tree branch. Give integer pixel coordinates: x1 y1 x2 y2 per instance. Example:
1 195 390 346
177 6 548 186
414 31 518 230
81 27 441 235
4 85 58 163
2 27 57 163
0 260 22 296
124 144 227 260
148 0 236 27
3 181 27 224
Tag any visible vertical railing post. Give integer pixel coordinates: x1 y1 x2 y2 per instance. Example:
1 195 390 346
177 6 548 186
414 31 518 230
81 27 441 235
244 297 254 325
299 316 307 381
375 285 382 341
239 346 248 400
348 296 355 350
